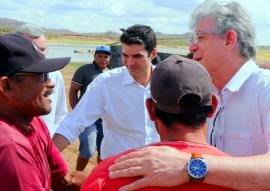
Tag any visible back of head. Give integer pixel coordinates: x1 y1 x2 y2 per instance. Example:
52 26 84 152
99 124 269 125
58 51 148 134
16 24 44 39
151 55 213 127
120 24 156 55
189 0 256 59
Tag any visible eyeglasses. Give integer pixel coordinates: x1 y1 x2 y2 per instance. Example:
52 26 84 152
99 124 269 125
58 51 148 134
189 32 223 46
38 47 46 53
31 42 47 54
10 73 50 83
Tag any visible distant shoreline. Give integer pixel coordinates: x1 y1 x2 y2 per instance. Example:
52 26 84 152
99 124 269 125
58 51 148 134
47 36 270 65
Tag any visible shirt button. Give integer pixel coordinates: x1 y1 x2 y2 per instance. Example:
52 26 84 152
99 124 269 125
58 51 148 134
219 136 222 140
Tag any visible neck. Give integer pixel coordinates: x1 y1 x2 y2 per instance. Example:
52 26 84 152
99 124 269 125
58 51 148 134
134 65 153 87
212 57 248 93
162 131 207 144
102 67 109 72
159 124 207 145
0 107 32 131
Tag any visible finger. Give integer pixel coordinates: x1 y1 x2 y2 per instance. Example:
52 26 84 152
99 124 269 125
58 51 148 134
109 156 143 171
114 150 142 163
109 166 145 179
114 146 158 163
119 177 152 191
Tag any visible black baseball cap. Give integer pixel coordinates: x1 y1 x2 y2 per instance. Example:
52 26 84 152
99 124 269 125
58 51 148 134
0 34 70 76
151 55 213 114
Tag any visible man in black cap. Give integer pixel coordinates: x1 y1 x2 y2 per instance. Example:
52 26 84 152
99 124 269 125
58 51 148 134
0 34 85 190
80 55 234 191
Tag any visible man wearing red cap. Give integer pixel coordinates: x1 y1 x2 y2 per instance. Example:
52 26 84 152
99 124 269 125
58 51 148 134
80 55 235 191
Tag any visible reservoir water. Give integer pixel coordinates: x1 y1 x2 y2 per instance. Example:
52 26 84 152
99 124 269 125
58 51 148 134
47 42 189 63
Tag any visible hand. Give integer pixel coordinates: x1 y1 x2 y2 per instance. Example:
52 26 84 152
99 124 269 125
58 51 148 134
108 146 190 191
68 171 88 186
51 171 87 191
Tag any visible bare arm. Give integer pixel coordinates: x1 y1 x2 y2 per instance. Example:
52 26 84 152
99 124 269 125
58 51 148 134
69 82 81 109
108 146 270 191
204 153 270 191
52 133 70 151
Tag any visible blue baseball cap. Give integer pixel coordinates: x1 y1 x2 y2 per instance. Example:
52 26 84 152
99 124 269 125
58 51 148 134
95 45 111 55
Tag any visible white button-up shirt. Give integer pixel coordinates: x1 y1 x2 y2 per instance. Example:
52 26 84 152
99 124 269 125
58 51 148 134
206 59 270 156
41 71 68 137
56 66 160 159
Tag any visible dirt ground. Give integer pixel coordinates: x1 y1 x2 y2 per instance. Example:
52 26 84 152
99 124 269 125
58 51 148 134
59 67 97 174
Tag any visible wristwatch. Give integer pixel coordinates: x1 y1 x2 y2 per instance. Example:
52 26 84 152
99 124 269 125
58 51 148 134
185 153 208 182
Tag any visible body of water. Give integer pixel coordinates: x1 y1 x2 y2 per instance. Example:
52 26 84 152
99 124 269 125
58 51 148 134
46 42 189 63
47 43 99 62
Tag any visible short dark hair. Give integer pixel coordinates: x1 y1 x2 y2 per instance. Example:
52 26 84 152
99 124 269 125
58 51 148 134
154 94 208 130
120 24 157 56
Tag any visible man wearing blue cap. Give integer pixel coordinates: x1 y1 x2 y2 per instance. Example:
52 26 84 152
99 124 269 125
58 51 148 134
69 45 111 170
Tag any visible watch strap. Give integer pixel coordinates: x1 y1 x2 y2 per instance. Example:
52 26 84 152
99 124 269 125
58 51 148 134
192 153 203 159
186 153 206 182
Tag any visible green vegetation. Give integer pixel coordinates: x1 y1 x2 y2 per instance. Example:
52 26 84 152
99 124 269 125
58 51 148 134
66 62 87 69
0 27 16 34
46 33 60 40
157 38 189 47
257 49 270 59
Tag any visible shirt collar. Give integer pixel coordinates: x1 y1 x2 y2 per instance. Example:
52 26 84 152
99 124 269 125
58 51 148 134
223 59 258 92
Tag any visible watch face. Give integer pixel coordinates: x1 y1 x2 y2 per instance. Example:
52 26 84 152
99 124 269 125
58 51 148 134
187 158 208 179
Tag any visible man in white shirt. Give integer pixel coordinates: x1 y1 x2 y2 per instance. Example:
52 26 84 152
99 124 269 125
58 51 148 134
53 24 160 160
108 1 270 191
16 24 68 137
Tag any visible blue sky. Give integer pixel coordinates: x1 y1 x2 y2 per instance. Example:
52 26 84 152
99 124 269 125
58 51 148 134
1 0 270 45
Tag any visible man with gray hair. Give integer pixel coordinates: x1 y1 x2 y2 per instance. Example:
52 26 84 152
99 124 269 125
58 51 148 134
109 1 270 190
16 24 68 137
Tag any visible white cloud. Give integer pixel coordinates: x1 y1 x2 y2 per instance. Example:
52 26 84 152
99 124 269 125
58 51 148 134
1 0 270 45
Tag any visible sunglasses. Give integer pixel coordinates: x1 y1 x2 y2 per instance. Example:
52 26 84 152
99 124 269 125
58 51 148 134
10 73 50 83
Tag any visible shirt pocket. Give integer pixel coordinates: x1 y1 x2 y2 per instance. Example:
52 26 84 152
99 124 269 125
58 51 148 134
226 132 251 156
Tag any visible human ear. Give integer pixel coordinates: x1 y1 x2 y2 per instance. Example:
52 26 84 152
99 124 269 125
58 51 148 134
0 77 15 97
208 94 219 118
150 48 157 60
225 30 237 47
145 98 157 121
